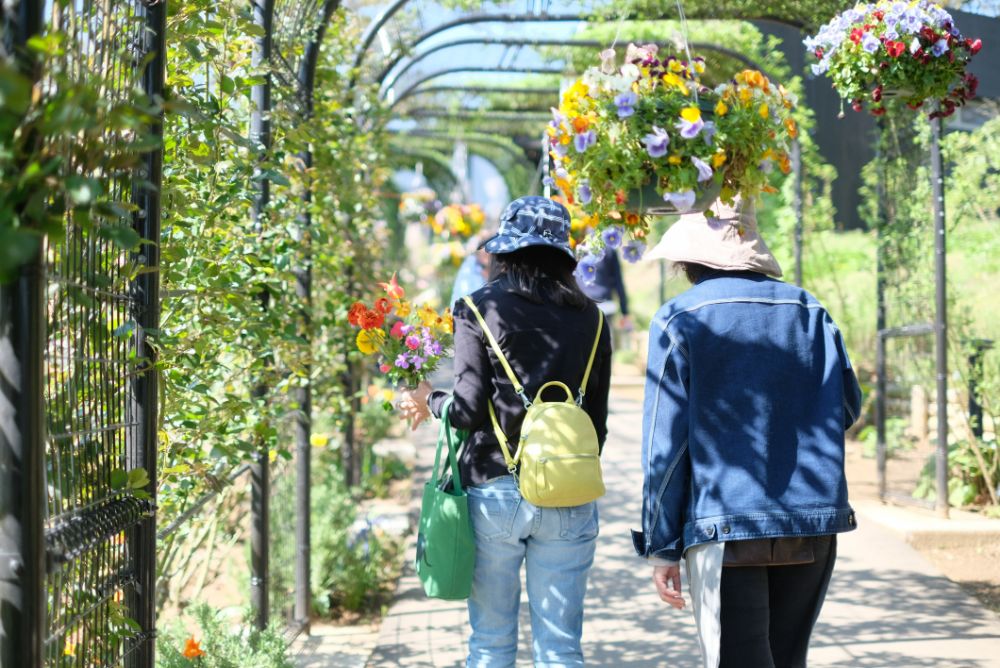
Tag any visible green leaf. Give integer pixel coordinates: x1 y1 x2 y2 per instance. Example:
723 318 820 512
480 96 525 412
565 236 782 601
110 469 128 489
127 467 150 490
98 224 142 250
65 176 102 205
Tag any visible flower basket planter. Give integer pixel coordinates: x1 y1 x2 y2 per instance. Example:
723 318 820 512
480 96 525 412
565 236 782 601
628 178 722 216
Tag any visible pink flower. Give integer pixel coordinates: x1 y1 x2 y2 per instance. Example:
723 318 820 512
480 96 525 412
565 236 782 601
379 363 391 373
390 320 405 339
405 335 420 350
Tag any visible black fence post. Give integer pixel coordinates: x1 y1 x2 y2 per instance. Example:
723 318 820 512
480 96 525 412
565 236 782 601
874 119 888 502
124 1 166 666
250 0 275 631
967 340 994 440
791 138 803 287
0 2 47 666
930 114 949 518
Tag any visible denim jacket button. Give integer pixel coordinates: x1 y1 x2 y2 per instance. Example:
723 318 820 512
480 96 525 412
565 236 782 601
721 525 731 535
705 526 716 537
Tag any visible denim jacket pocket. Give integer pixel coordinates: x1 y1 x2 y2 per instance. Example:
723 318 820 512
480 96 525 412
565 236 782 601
467 485 520 541
558 502 599 540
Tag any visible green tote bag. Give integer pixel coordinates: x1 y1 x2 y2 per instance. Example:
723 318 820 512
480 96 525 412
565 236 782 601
415 399 475 600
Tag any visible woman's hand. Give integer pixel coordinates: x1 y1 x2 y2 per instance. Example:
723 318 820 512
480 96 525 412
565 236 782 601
397 381 433 431
653 565 685 609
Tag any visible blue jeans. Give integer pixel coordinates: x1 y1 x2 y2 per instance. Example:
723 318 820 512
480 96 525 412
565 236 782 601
465 476 598 668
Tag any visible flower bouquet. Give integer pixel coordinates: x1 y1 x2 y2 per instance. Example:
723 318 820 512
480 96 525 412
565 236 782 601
430 203 486 241
348 274 454 391
548 43 797 262
805 1 981 118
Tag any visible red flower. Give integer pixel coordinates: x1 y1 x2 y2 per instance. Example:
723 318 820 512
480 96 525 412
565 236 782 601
966 73 979 96
968 38 983 55
389 320 405 339
849 28 864 44
379 363 391 373
814 47 824 59
348 301 367 327
360 309 384 330
851 100 864 113
886 41 905 58
873 9 884 20
614 190 626 205
907 100 924 110
871 107 886 117
374 297 392 314
871 86 883 102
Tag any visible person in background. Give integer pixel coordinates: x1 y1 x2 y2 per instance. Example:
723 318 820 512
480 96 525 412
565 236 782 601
635 198 863 668
576 249 632 346
398 196 612 668
450 231 491 309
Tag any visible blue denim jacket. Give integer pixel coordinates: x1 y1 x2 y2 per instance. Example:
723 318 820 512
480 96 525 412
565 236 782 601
631 271 863 563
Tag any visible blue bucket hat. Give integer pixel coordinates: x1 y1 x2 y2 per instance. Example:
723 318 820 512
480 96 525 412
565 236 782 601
481 196 575 262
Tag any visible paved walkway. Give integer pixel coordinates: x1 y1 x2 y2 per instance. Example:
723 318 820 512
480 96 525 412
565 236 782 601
302 396 1000 667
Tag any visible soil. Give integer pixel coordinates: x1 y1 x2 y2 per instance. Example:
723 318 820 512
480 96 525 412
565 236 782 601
844 439 1000 614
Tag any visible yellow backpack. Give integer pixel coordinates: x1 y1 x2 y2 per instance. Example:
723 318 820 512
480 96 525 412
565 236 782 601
463 296 606 508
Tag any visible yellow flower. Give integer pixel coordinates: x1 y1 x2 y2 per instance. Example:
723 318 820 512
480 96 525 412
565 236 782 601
680 107 701 123
356 329 384 356
693 60 706 74
394 300 411 318
759 103 770 120
738 88 753 104
668 155 682 165
382 389 395 403
668 59 684 73
418 304 438 327
712 151 727 168
714 100 728 116
662 72 688 94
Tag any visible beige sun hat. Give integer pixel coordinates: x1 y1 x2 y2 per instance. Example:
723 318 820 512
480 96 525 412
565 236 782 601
644 197 783 278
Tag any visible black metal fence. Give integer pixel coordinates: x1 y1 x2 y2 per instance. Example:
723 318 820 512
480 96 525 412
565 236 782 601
0 0 340 666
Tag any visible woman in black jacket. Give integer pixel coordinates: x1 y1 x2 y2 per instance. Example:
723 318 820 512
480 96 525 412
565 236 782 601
399 196 612 667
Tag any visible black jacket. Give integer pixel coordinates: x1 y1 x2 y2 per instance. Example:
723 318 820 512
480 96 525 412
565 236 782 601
429 277 613 486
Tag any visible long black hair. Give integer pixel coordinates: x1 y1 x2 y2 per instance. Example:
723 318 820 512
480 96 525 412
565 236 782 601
488 246 590 309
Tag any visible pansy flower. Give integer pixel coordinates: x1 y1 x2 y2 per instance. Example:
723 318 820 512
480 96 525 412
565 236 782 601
675 107 705 139
578 180 592 205
575 255 600 285
574 130 597 153
615 91 638 118
602 226 623 249
691 156 714 182
622 241 646 263
664 190 696 212
641 125 670 158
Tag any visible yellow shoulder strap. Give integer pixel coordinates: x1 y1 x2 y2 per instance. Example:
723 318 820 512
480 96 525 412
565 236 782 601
577 309 604 405
463 296 524 473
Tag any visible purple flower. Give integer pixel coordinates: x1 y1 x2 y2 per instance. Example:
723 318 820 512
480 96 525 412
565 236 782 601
641 125 670 158
574 130 596 153
411 355 426 370
575 255 600 285
664 190 696 212
675 116 705 140
550 107 565 125
578 180 592 205
622 241 645 263
759 159 774 174
405 335 421 350
862 33 880 54
543 176 556 188
424 340 442 356
615 91 638 118
691 156 713 182
931 38 949 57
602 226 623 249
701 121 717 146
400 324 414 335
552 142 569 158
394 354 410 369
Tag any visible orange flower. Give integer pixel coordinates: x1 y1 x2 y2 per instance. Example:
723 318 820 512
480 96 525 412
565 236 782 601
614 190 626 205
182 637 205 659
378 273 405 300
625 213 641 227
360 309 384 330
779 153 792 175
347 301 367 327
571 117 590 133
784 117 798 139
374 297 392 314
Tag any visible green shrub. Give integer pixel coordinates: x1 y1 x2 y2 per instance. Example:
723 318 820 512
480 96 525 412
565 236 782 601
156 603 293 668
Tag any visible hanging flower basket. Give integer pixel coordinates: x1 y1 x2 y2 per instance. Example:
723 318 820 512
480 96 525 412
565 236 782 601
805 0 982 118
547 43 798 263
430 203 486 241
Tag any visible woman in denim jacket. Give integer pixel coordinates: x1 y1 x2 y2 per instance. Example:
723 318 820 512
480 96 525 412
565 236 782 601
635 198 863 668
400 196 612 668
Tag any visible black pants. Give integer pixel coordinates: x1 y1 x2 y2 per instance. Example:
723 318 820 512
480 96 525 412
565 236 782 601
719 535 837 668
